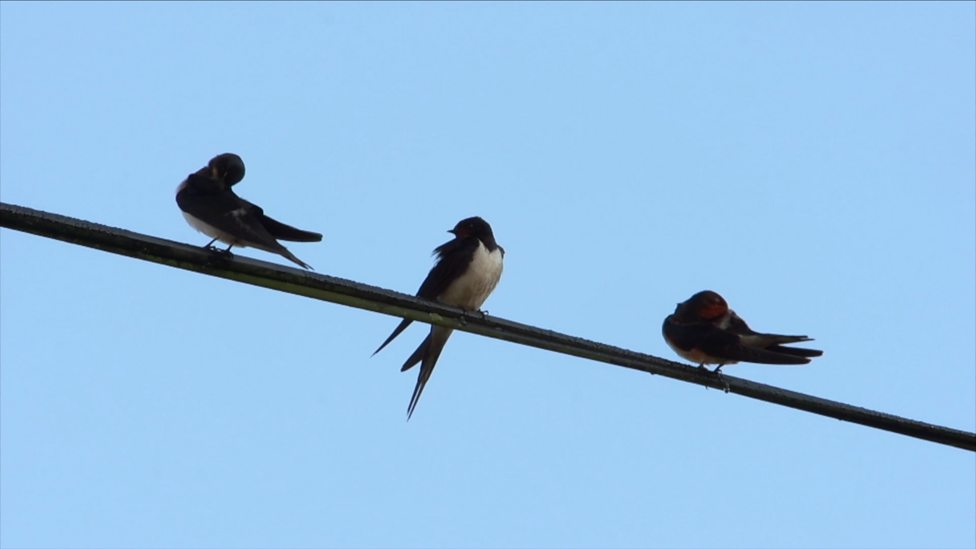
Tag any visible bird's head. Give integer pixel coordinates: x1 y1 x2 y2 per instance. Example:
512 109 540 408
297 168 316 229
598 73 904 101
449 216 495 242
676 290 729 321
208 153 246 187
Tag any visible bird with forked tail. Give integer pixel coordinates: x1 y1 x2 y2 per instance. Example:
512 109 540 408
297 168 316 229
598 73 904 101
175 153 322 269
373 216 504 419
663 290 823 373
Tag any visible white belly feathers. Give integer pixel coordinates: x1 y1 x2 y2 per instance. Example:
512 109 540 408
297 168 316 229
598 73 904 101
176 178 245 247
437 242 504 310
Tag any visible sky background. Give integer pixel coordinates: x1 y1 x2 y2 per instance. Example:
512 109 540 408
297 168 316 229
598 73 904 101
1 2 974 548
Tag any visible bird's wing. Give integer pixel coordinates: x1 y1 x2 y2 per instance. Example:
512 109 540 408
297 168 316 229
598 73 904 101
372 237 476 356
258 212 323 242
670 319 811 365
416 237 478 300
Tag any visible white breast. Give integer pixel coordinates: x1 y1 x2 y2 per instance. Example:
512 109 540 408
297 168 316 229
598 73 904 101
180 211 243 247
176 181 244 247
666 342 733 366
437 242 504 310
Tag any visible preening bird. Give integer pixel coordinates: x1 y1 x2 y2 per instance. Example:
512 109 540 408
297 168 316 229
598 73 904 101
663 290 823 373
175 153 322 269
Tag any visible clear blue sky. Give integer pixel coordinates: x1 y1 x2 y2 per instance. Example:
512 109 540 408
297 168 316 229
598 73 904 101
2 2 974 548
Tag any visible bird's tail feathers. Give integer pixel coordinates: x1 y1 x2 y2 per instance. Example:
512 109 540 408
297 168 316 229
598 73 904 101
261 214 323 242
374 319 414 357
767 344 823 358
279 248 314 270
249 239 315 270
742 333 812 348
405 328 453 420
735 345 813 365
400 333 430 372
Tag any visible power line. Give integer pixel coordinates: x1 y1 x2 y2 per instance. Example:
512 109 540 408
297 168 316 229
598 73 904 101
2 201 974 452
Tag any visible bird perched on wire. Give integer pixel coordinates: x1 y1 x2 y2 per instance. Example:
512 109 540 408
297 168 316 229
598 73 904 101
175 153 322 269
373 216 504 419
662 290 822 373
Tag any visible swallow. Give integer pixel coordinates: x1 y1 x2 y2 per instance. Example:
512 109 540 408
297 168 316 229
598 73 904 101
175 153 322 269
662 290 823 372
373 216 505 419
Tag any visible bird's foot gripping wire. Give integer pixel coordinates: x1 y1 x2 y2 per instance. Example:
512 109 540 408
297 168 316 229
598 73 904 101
696 364 730 393
201 239 234 258
697 364 712 391
459 308 489 326
210 242 234 254
711 365 731 393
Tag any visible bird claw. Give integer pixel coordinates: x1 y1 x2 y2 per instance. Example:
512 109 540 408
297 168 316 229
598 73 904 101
697 364 712 390
696 364 729 392
459 309 489 326
711 366 731 393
